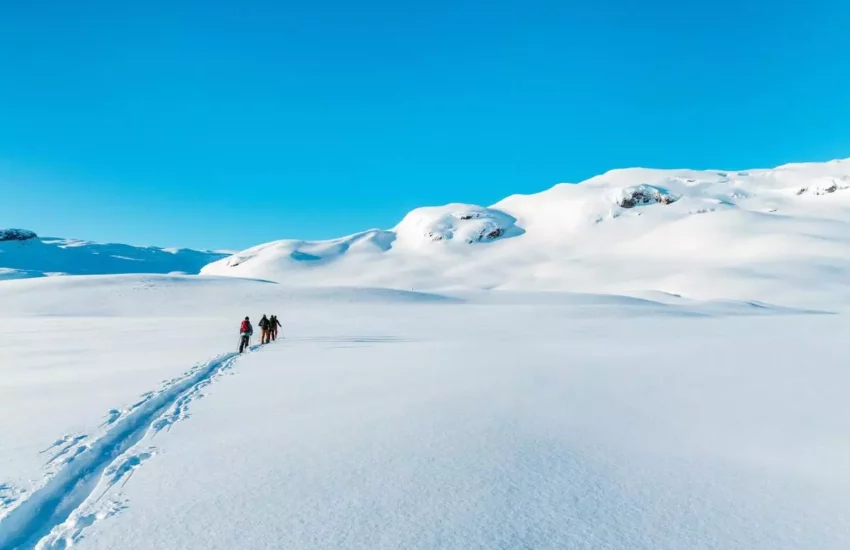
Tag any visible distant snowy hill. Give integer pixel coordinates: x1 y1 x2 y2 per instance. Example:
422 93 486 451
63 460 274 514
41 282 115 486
0 230 227 280
202 159 850 307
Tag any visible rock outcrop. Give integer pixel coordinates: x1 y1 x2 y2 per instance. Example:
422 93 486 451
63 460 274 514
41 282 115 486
795 177 850 196
0 229 38 242
616 185 679 209
397 205 524 245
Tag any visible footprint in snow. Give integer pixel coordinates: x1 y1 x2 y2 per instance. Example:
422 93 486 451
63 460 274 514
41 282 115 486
42 434 88 467
0 483 26 511
104 448 157 489
100 409 123 427
38 498 130 550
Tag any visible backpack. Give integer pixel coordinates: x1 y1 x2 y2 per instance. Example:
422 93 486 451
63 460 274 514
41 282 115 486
240 320 251 334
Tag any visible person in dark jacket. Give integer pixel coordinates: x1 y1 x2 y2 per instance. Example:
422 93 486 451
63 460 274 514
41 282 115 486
270 315 282 341
258 314 270 344
238 316 253 353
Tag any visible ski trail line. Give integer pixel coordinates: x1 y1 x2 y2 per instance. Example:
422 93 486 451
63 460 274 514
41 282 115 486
0 351 245 550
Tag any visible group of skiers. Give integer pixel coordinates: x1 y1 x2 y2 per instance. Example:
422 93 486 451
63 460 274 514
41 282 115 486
238 314 281 353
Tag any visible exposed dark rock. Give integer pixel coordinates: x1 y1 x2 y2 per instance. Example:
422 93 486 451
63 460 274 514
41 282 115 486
797 180 848 196
0 229 38 242
617 187 678 209
465 227 506 243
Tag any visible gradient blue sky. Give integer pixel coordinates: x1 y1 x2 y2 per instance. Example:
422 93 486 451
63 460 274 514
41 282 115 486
1 0 849 250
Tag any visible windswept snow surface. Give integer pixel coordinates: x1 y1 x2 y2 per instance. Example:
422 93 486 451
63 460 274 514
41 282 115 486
203 159 850 308
0 234 226 279
1 274 849 549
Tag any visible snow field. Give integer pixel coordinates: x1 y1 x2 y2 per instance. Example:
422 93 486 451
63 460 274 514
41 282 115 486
0 274 848 548
69 309 850 550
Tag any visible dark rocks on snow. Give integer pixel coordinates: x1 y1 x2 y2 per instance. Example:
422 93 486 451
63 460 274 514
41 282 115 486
797 180 848 196
429 226 507 243
0 228 38 242
617 188 678 209
465 227 504 243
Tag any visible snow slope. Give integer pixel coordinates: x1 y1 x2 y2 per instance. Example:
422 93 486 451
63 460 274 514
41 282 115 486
0 274 848 549
203 159 850 308
0 232 227 279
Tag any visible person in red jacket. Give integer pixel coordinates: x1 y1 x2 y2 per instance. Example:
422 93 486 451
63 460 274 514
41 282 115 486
238 317 253 353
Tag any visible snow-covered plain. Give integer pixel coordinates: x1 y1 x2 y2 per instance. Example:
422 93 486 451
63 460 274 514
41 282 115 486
1 274 849 549
3 159 850 549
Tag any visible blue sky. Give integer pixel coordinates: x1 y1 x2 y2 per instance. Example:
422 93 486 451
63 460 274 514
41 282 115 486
1 0 849 250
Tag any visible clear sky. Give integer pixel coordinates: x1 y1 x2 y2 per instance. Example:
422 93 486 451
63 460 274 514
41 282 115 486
1 0 849 250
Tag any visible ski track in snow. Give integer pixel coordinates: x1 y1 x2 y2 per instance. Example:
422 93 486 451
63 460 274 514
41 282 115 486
0 345 258 550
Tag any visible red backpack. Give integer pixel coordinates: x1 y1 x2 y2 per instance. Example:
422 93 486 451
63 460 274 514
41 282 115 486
240 320 251 333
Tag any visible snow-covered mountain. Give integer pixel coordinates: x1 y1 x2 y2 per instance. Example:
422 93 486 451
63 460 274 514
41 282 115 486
4 159 850 307
203 159 850 307
0 230 228 280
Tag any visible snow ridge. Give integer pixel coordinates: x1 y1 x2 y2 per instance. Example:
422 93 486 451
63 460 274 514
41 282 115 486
200 159 850 307
0 350 250 550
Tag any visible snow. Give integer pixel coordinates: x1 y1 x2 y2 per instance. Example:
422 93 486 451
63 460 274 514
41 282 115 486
1 273 849 549
216 230 396 275
393 203 524 245
202 159 850 309
0 233 225 280
3 159 850 548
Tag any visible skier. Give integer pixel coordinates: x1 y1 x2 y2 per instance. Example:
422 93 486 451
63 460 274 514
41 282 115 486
270 314 282 341
238 316 253 353
258 314 270 344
